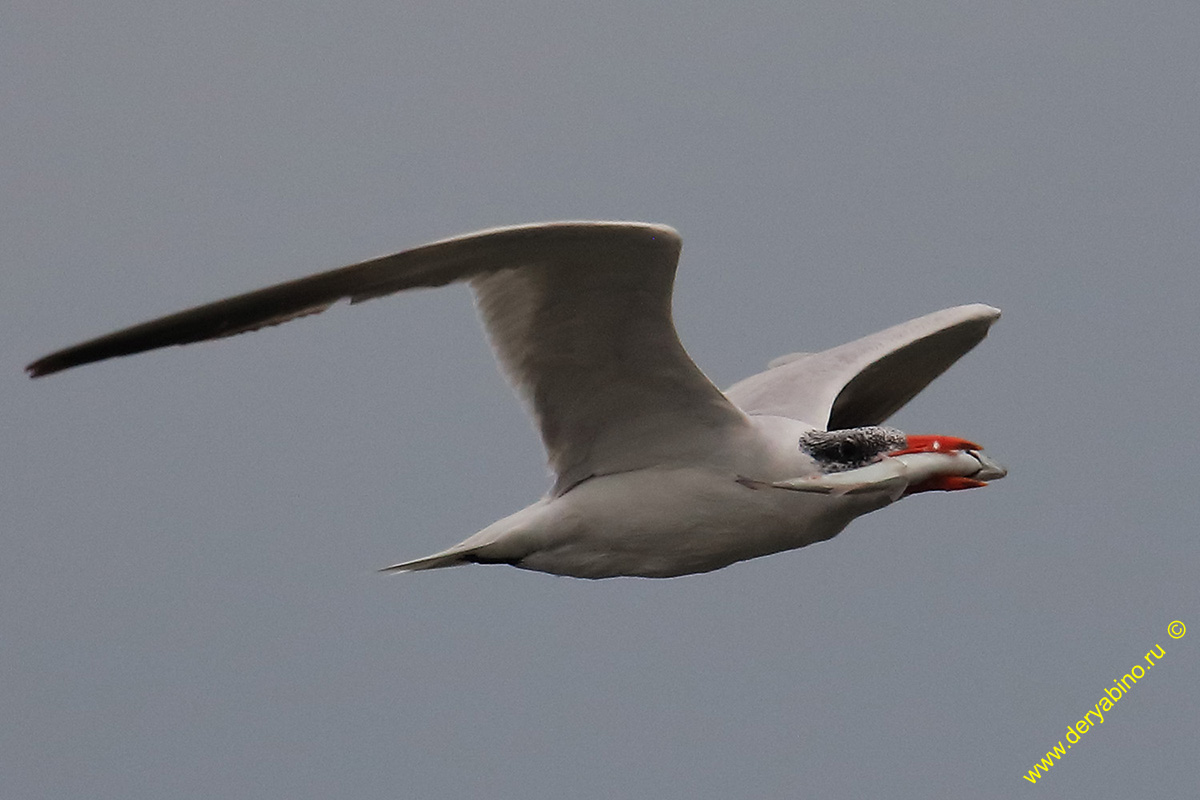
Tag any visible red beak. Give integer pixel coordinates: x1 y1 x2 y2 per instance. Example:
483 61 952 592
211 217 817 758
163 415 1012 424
889 434 983 456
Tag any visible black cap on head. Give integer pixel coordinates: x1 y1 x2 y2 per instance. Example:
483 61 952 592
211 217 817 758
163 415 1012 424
799 427 907 473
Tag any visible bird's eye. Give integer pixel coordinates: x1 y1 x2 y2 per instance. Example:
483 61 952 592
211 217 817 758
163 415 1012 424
836 439 862 461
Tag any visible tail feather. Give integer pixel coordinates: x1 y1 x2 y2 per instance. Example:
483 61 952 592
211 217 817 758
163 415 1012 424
379 547 479 573
382 501 546 573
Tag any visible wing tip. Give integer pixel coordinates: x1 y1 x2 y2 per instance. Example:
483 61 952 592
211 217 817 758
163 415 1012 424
959 302 1002 323
918 303 1001 340
421 220 681 252
26 356 66 379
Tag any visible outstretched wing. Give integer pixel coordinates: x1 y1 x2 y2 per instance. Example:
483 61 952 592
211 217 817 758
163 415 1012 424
724 304 1000 430
28 222 751 493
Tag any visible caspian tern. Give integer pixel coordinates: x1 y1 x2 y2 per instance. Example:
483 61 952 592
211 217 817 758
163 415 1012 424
27 222 1005 578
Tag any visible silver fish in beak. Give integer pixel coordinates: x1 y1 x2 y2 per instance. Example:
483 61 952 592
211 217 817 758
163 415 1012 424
774 433 1007 499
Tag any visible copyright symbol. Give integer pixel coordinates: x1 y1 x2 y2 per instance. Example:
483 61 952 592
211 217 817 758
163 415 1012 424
1168 620 1186 639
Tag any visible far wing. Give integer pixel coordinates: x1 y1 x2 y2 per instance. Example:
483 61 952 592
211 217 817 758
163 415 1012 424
724 304 1000 430
28 222 751 493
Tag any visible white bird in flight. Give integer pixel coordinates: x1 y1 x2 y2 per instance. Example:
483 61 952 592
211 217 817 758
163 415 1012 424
28 222 1005 579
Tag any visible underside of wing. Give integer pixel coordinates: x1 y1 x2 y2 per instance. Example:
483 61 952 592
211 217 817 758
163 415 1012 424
724 304 1000 429
28 222 751 492
26 223 667 377
466 230 751 493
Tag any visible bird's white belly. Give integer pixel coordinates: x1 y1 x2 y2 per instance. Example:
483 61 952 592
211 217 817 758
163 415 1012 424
478 467 890 579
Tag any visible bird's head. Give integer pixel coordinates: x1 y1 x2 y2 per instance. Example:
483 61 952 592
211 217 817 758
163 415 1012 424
790 427 1007 497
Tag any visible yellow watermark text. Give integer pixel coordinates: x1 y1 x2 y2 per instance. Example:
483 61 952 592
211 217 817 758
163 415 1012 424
1021 621 1186 785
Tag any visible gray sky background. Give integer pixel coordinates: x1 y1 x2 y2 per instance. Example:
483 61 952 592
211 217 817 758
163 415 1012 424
5 2 1198 797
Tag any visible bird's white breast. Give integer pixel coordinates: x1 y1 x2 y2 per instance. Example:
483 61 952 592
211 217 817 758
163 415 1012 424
469 416 881 578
